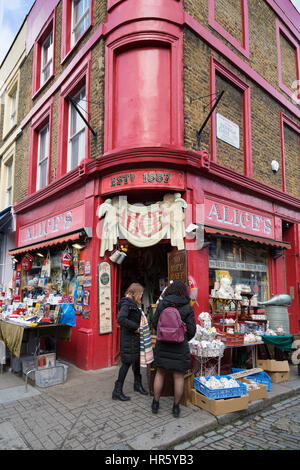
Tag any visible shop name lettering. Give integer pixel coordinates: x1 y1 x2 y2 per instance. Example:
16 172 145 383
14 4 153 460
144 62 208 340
24 211 73 242
207 203 272 235
111 172 171 187
120 206 168 237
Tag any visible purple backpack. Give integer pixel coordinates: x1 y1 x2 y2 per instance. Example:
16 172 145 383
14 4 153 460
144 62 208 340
156 306 185 343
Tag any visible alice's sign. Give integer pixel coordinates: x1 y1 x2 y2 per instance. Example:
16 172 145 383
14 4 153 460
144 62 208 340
19 205 85 246
205 199 274 238
97 194 187 256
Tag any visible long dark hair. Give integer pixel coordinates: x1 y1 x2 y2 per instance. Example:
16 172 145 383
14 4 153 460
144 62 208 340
162 281 190 300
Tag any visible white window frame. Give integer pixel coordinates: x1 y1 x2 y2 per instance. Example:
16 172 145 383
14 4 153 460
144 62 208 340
67 86 86 172
71 0 90 47
5 160 13 207
36 123 50 191
40 30 53 86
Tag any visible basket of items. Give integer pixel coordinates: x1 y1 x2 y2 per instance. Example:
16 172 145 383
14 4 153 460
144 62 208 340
225 332 244 346
231 368 272 391
194 375 247 400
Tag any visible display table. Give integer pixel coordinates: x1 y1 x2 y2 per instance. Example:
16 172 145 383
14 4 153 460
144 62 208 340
262 334 293 352
225 341 263 369
0 320 72 358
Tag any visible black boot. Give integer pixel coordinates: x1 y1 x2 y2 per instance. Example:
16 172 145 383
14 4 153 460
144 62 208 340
112 381 131 401
151 398 159 414
172 403 180 418
134 382 148 395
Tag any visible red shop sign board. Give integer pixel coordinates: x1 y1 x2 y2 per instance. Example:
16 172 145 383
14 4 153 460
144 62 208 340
101 168 185 194
19 205 85 247
204 198 275 239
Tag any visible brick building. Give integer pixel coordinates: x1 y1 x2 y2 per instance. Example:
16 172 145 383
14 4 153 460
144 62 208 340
4 0 300 370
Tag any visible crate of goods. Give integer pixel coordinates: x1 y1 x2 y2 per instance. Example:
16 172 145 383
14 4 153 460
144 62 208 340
239 378 267 402
257 360 290 384
225 333 244 346
35 362 68 388
194 375 247 400
257 359 289 372
191 389 249 416
231 368 271 391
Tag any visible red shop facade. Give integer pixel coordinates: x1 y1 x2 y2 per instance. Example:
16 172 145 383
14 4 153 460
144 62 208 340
9 0 300 370
9 149 300 370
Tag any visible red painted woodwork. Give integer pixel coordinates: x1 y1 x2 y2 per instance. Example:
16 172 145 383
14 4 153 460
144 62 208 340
283 223 300 334
208 0 250 59
28 97 54 195
210 56 253 177
104 20 184 153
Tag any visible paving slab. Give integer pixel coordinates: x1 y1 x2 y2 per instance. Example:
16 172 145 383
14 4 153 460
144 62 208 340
0 422 28 450
0 385 40 404
126 408 216 450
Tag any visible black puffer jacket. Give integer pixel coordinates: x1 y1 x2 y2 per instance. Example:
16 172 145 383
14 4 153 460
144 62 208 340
117 297 142 364
152 294 196 372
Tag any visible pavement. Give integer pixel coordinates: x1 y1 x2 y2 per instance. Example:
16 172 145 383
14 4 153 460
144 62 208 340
0 360 300 450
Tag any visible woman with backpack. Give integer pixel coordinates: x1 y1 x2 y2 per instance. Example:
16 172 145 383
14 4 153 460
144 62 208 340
112 283 148 401
151 280 196 417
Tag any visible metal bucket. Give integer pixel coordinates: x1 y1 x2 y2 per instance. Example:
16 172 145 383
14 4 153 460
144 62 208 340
265 305 290 334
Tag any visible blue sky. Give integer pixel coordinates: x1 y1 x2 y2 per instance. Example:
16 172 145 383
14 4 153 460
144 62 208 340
0 0 299 65
0 0 35 64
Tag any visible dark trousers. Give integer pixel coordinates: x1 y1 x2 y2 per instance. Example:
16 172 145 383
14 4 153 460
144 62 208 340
116 360 141 387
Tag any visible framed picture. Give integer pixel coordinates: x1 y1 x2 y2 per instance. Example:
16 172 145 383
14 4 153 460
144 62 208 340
37 353 56 369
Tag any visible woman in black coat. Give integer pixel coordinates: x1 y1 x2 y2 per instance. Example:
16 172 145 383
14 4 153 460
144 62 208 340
151 281 196 417
112 283 148 401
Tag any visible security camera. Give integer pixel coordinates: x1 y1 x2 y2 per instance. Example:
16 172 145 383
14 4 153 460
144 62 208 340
185 223 198 234
271 160 279 174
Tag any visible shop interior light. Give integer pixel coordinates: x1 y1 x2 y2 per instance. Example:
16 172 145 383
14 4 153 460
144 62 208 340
36 252 44 257
13 257 19 262
72 243 85 250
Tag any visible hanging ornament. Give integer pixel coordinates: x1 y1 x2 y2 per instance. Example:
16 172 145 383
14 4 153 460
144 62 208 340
62 250 72 271
21 256 32 271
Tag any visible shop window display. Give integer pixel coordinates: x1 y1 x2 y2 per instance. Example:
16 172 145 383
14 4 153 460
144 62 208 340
208 237 269 303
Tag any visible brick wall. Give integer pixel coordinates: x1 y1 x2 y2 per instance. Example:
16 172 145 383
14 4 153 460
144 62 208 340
14 0 107 202
183 0 300 198
183 27 300 196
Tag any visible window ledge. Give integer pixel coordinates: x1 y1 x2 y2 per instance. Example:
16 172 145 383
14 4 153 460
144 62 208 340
32 73 55 100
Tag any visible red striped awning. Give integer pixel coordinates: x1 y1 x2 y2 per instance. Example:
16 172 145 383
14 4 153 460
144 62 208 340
8 231 86 256
204 226 291 249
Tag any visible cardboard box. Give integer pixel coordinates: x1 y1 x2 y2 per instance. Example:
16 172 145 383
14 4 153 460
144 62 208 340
239 378 267 402
190 388 248 416
268 371 290 383
257 359 289 372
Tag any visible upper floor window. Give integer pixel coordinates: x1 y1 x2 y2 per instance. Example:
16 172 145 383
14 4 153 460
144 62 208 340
68 86 86 172
9 89 17 128
41 31 54 86
2 72 19 138
37 123 50 190
72 0 90 46
5 160 13 207
32 11 56 97
61 0 93 62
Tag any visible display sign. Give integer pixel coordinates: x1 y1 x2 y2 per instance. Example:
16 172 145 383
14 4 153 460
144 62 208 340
168 250 188 284
216 113 240 149
98 193 187 256
98 261 112 335
101 168 185 194
205 198 274 239
19 205 85 246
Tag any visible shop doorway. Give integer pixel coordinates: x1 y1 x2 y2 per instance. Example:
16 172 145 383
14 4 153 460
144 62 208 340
118 242 171 314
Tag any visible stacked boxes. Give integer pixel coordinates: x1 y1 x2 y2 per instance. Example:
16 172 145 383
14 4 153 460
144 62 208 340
257 360 290 383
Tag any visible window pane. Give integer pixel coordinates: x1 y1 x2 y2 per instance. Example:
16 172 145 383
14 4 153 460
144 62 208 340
41 31 53 85
72 0 89 43
10 90 17 126
208 237 269 302
37 124 49 190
